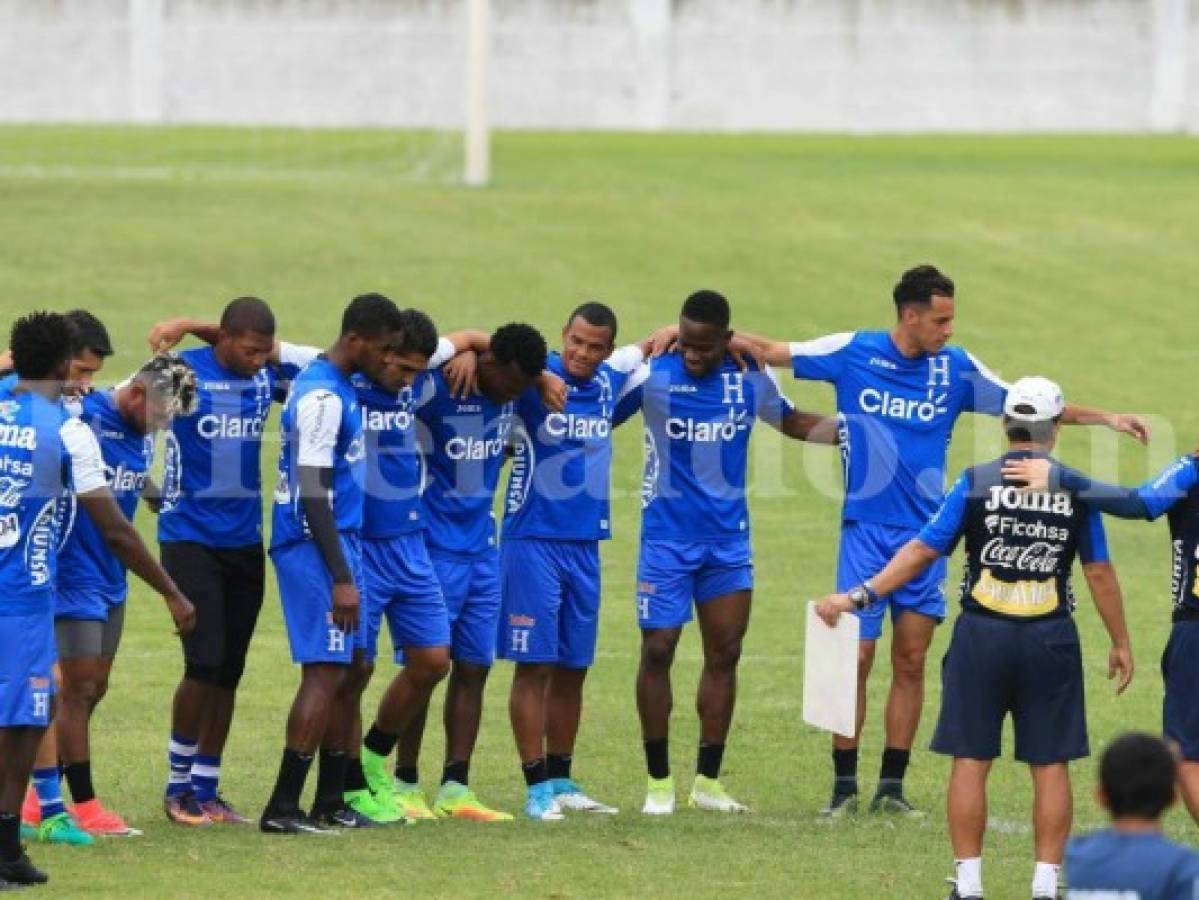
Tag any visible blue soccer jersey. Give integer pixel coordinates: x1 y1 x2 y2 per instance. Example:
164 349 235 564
57 390 153 603
270 356 366 549
790 330 1009 530
355 338 455 541
503 346 643 541
159 343 316 548
414 369 521 554
614 354 795 541
0 383 108 616
1066 830 1199 899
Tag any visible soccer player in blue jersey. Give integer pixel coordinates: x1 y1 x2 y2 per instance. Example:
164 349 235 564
735 265 1148 816
53 353 199 838
498 302 646 820
0 313 195 887
618 290 836 816
816 377 1134 900
1005 443 1199 824
260 294 411 835
358 323 550 824
1065 733 1199 900
146 300 319 826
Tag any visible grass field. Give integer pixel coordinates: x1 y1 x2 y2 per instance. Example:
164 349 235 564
2 128 1198 898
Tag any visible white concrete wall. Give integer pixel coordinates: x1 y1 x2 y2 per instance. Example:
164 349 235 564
0 0 1194 132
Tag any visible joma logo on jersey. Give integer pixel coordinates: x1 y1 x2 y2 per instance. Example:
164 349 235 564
0 423 36 450
197 414 264 439
984 485 1074 517
858 388 947 423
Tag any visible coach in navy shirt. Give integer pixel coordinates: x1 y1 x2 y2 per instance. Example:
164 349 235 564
817 376 1134 900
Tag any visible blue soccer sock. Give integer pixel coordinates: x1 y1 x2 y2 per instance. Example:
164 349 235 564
191 755 221 803
32 767 65 820
167 734 197 798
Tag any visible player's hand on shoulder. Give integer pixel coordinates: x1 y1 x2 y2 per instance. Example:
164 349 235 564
166 592 197 637
147 318 193 353
647 324 679 358
815 593 852 627
727 335 766 372
331 582 360 633
1002 456 1053 492
1109 412 1151 445
443 349 478 399
538 371 566 413
1108 644 1134 695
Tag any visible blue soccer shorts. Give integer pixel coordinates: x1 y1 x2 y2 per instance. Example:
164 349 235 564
1163 618 1199 760
837 520 947 641
429 546 502 667
270 533 364 665
497 538 601 669
931 613 1088 764
0 611 56 728
54 585 124 623
361 533 450 664
635 538 754 631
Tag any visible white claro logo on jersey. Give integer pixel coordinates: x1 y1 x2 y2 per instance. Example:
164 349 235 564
859 389 947 423
446 408 513 461
197 414 264 439
364 408 413 434
545 413 609 440
107 464 148 495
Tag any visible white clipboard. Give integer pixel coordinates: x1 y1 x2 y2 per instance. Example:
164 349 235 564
802 601 860 739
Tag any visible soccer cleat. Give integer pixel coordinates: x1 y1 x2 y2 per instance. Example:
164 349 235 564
945 878 983 900
870 791 926 818
198 796 251 825
259 808 339 836
0 853 48 886
34 812 95 846
20 787 39 829
73 799 142 836
163 792 212 827
523 782 564 822
344 789 406 825
311 803 378 829
394 782 436 821
688 775 750 813
549 778 618 815
641 776 675 816
359 751 403 821
818 791 859 819
432 782 513 822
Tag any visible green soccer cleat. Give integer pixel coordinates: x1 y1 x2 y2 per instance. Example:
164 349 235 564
344 788 406 825
360 750 403 820
641 775 675 816
688 775 750 813
394 782 437 821
869 792 926 819
34 812 95 846
432 782 513 822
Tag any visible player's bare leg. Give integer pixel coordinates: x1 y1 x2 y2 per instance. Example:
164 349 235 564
0 725 51 884
57 656 130 835
871 610 936 815
637 626 681 814
690 590 752 812
1178 761 1199 825
509 662 562 820
947 757 991 898
1029 763 1071 899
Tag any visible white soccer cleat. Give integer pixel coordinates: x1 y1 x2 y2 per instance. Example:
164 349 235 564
550 779 618 815
688 776 750 813
641 776 675 816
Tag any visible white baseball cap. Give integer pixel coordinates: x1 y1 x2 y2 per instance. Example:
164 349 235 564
1004 376 1065 422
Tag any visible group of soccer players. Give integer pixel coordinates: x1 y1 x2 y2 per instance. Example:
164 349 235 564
1 264 1197 898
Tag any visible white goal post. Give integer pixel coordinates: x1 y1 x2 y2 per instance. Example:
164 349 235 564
464 0 491 187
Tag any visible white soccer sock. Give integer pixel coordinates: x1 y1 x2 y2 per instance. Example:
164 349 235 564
955 858 983 897
1031 862 1059 898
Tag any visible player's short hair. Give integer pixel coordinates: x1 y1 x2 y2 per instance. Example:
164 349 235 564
396 308 439 358
681 290 731 330
490 323 547 378
11 311 73 380
64 309 113 358
566 302 618 340
1002 411 1061 445
219 296 276 337
1100 732 1176 820
340 293 405 339
135 352 199 417
893 265 955 312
